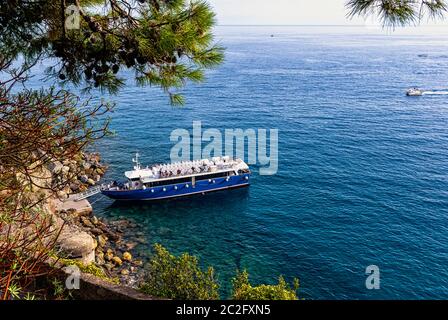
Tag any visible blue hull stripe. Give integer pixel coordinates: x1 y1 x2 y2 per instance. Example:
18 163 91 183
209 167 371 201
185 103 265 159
102 174 250 201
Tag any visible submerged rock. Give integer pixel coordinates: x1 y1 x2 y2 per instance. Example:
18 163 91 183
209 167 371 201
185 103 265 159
133 260 143 267
124 242 137 251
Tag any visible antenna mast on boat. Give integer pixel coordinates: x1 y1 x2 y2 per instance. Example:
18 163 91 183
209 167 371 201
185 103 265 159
132 152 141 170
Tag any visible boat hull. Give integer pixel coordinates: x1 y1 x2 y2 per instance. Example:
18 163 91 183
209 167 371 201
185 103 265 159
101 173 250 201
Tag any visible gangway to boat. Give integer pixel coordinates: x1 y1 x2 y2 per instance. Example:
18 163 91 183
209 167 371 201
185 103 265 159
73 185 102 201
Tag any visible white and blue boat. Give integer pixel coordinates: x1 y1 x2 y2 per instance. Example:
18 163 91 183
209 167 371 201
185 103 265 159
101 153 251 201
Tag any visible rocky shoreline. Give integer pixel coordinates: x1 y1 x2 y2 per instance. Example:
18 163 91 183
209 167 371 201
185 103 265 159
56 209 145 286
51 152 146 288
49 152 107 200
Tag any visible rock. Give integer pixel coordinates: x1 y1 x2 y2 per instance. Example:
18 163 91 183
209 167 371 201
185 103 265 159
48 161 64 174
82 161 91 171
70 182 80 192
96 251 105 266
56 198 92 217
79 184 88 192
73 153 83 163
81 216 95 229
61 166 70 175
135 237 146 244
87 178 95 186
98 226 121 242
94 175 101 182
91 216 99 225
57 227 96 265
124 242 137 251
69 163 77 172
104 263 114 271
105 251 114 261
79 175 89 183
57 190 68 200
120 269 130 276
90 228 103 236
112 256 123 266
133 259 143 267
97 234 108 248
122 252 132 262
63 185 71 195
110 219 132 229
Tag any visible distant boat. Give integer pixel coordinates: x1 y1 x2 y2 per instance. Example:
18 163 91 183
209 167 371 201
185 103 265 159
406 88 423 96
101 153 251 201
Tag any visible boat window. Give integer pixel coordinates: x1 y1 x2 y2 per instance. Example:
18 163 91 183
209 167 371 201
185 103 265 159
144 171 234 188
197 171 230 181
147 177 192 187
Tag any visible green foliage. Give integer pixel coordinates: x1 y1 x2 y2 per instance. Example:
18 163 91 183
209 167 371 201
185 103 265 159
231 270 299 300
0 0 224 102
140 244 219 300
24 292 36 301
51 278 66 300
346 0 448 27
59 258 119 284
7 283 21 300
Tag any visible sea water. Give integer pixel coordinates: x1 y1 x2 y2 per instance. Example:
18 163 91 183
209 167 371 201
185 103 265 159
32 26 448 299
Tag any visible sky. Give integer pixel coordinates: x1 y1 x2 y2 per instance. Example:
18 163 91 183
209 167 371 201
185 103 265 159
208 0 448 26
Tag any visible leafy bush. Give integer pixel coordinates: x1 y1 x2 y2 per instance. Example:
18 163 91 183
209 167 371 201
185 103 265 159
140 244 219 300
231 270 299 300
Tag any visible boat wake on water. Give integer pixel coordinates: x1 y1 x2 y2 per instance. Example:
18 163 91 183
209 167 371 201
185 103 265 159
406 88 448 96
421 90 448 95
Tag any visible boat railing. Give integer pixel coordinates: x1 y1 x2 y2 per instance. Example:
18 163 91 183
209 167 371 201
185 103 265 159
73 185 102 201
155 163 236 179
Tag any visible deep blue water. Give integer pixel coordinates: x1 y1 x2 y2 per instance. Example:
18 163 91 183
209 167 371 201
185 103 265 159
30 26 448 299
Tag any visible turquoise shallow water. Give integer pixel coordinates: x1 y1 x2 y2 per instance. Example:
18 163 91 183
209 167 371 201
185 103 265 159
40 26 448 299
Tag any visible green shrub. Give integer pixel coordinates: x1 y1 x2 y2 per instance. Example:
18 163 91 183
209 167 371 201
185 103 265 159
58 258 119 284
140 244 219 300
231 270 299 300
